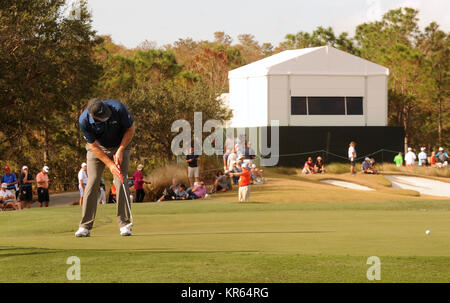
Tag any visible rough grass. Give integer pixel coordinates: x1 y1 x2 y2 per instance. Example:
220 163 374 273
1 174 450 283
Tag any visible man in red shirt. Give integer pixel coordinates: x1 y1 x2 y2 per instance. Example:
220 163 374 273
132 164 150 202
231 162 251 202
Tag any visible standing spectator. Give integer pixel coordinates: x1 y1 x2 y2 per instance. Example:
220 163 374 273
98 178 106 204
132 164 150 202
227 147 238 171
348 142 357 174
405 147 416 167
243 142 256 165
393 152 403 167
223 133 235 171
231 162 251 202
186 146 199 187
14 171 20 200
36 166 50 207
231 161 241 185
436 147 448 167
418 147 428 166
19 166 34 209
78 163 88 206
429 151 438 167
302 157 315 174
2 166 18 198
0 183 18 210
76 98 135 237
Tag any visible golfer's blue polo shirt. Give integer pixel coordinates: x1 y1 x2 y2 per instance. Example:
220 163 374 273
79 100 134 148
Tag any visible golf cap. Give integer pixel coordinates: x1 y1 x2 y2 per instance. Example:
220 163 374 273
4 165 10 171
22 166 28 170
230 161 236 166
251 164 256 168
408 147 412 151
238 154 245 160
365 157 370 161
224 170 230 175
421 147 426 151
43 166 49 173
81 163 87 168
137 164 144 171
439 147 444 151
87 98 111 122
1 183 7 188
243 159 251 165
242 162 249 168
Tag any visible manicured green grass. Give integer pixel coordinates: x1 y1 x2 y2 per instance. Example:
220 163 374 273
1 175 450 282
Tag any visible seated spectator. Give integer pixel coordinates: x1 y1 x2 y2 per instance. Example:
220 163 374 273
362 157 377 174
369 158 379 174
436 147 448 168
175 184 189 200
429 151 438 167
157 178 181 202
302 157 315 174
212 171 232 193
250 164 265 184
314 156 326 173
1 183 17 210
418 147 427 166
107 184 117 204
187 180 207 199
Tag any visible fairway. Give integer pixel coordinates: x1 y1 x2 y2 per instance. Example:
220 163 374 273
1 175 450 283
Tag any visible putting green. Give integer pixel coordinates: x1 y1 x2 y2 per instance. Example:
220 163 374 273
1 176 450 282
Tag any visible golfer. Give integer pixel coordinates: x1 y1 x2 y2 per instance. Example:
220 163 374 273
75 98 135 237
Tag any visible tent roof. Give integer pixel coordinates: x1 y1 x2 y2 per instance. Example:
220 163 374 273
228 46 389 78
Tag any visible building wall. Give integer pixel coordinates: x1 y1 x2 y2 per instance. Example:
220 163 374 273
228 77 267 127
265 75 387 126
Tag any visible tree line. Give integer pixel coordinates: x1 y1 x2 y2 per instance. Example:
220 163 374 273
0 1 448 188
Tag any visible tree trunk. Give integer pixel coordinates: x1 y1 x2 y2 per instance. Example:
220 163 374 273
438 96 442 146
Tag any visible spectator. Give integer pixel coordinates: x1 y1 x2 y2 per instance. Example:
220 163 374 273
98 178 106 205
213 171 232 193
157 178 180 202
186 146 199 187
369 158 379 174
2 165 18 198
302 157 315 174
36 166 50 207
362 157 377 174
108 184 117 204
436 147 448 168
78 163 88 206
223 133 235 171
231 161 241 185
14 171 20 200
393 152 403 167
314 156 326 173
227 147 238 171
187 180 207 200
429 151 438 167
251 164 265 184
348 142 357 174
405 147 417 167
0 183 18 210
133 164 150 202
418 147 427 166
231 162 251 202
243 142 256 165
175 184 189 200
19 166 34 209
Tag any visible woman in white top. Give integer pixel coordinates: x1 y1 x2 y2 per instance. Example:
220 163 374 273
78 163 88 205
348 141 357 174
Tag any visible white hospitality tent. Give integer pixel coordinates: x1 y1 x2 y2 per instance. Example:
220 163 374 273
227 46 389 128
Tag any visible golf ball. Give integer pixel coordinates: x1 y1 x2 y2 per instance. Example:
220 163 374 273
425 230 430 235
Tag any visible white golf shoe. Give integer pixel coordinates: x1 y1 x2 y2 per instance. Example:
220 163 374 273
120 224 132 236
75 227 90 237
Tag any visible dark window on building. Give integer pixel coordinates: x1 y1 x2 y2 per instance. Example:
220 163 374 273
308 97 345 115
291 97 307 115
346 97 363 115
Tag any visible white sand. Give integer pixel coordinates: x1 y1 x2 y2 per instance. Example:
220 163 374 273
385 175 450 197
320 180 374 191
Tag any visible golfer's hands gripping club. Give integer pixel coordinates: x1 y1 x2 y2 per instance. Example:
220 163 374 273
110 149 124 180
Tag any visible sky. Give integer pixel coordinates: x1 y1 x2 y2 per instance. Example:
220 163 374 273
82 0 450 48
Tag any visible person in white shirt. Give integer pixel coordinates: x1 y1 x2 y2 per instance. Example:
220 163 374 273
1 183 17 210
405 147 417 167
223 134 235 171
348 141 357 174
78 163 88 206
418 147 427 166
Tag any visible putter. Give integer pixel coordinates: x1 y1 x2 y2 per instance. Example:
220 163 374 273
116 163 133 228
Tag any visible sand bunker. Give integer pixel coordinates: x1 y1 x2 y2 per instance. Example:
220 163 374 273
385 175 450 197
320 180 374 191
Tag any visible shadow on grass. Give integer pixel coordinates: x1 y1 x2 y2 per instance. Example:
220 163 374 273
132 230 334 237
